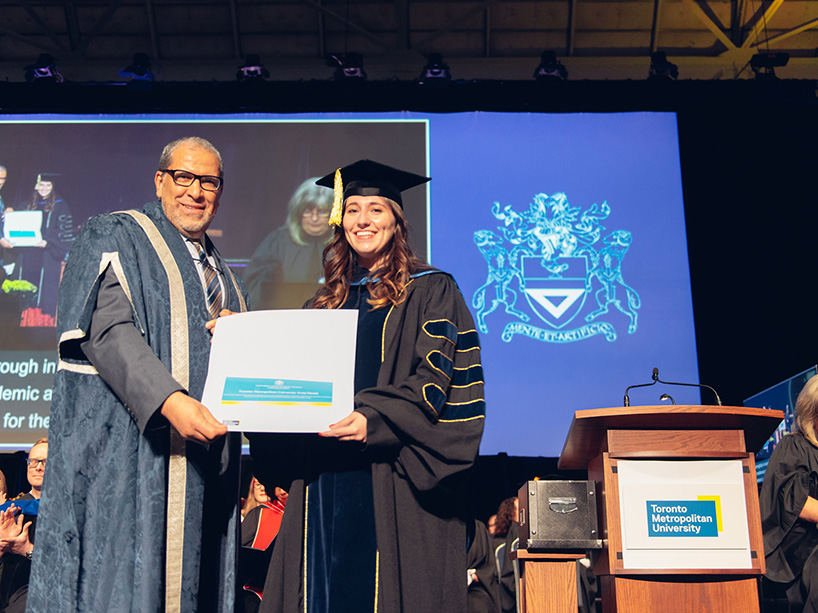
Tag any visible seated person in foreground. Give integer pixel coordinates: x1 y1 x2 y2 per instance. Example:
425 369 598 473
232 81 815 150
761 374 818 612
0 438 47 613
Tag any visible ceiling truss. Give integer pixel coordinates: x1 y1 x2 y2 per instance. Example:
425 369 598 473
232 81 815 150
0 0 816 81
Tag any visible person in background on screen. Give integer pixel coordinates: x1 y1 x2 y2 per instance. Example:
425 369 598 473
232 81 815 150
0 165 13 268
248 159 485 613
243 177 333 309
0 166 7 214
760 374 818 612
12 174 74 326
27 137 249 612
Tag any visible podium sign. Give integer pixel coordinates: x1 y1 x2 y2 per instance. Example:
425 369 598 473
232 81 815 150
617 460 751 569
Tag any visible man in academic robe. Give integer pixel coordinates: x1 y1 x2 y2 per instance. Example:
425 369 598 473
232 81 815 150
27 137 249 612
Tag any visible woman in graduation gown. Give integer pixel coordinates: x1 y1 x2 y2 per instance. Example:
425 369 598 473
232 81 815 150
760 374 818 612
249 160 485 613
14 173 74 324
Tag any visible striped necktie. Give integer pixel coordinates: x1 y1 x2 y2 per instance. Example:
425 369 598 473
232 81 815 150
192 240 223 319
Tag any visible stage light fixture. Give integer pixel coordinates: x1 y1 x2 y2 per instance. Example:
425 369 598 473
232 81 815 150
327 53 367 81
419 53 452 84
119 53 155 81
24 54 63 83
533 51 567 81
648 51 678 81
750 52 789 80
236 54 269 82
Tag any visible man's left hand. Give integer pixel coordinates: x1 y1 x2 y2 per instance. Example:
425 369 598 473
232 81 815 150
205 309 236 335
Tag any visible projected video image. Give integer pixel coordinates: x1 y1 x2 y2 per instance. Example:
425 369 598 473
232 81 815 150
0 112 698 457
0 117 428 447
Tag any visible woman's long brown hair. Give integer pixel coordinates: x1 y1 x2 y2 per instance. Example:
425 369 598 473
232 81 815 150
312 197 429 310
28 186 58 213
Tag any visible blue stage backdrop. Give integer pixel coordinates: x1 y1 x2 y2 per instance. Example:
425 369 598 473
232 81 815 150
0 112 698 455
427 112 698 455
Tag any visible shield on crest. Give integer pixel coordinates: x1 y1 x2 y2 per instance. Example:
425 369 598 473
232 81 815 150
521 255 589 329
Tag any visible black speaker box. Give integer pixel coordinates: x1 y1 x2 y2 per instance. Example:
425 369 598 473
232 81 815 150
517 480 603 551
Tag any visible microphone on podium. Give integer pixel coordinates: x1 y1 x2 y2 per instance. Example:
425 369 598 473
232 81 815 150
623 367 722 407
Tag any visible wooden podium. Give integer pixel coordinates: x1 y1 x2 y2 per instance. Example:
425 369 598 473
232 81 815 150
557 405 784 613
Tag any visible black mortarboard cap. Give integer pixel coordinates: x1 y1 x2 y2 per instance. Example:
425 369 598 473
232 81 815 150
35 173 60 187
316 159 430 226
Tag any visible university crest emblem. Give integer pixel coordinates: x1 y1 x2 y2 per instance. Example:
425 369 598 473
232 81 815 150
472 192 641 344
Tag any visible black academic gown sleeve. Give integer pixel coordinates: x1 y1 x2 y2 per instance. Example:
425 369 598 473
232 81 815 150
355 273 485 496
80 265 184 432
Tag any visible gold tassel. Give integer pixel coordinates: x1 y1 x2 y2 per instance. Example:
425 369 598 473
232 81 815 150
328 168 343 227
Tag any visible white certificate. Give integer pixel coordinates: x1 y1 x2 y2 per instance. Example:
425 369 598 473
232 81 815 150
201 309 358 432
3 211 43 246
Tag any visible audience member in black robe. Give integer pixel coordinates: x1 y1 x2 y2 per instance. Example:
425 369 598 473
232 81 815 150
498 522 519 613
468 519 501 613
761 373 818 612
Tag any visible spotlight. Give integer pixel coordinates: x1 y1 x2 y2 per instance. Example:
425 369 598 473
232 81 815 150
236 54 269 82
751 52 789 80
24 54 63 83
648 51 678 81
327 53 367 81
119 53 155 81
533 51 567 81
419 53 452 84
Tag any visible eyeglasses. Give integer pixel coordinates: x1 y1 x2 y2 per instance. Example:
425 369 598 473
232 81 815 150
26 458 46 468
302 209 330 219
160 169 223 192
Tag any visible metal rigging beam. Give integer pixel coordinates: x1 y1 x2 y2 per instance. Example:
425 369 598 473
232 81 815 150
77 0 128 56
0 24 55 54
145 0 160 59
17 0 67 53
299 0 388 49
229 0 242 59
63 1 81 52
755 16 818 48
567 0 577 56
741 0 785 49
650 0 663 53
679 0 737 50
415 0 502 49
395 0 409 50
